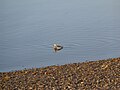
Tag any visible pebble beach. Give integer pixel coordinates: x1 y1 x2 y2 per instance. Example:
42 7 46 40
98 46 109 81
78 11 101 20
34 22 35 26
0 57 120 90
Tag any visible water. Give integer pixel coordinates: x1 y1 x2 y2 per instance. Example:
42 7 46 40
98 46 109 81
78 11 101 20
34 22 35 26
0 0 120 72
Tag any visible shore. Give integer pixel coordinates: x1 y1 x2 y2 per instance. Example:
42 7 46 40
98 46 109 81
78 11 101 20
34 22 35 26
0 57 120 90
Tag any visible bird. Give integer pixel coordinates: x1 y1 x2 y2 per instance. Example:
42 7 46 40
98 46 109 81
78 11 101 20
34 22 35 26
53 44 63 52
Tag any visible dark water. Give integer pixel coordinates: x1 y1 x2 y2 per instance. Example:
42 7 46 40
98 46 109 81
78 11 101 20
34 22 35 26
0 0 120 72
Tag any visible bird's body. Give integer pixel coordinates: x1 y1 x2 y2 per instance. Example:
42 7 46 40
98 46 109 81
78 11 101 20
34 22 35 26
53 44 63 52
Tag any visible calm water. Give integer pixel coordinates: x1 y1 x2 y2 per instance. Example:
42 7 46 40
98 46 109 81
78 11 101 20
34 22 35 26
0 0 120 72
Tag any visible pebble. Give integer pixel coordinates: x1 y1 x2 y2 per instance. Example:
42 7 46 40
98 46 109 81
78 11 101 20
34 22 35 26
0 57 120 90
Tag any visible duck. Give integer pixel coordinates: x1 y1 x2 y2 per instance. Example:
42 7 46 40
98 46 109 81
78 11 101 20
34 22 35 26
53 44 63 52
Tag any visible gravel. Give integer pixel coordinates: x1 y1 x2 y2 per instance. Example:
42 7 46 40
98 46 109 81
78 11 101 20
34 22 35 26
0 57 120 90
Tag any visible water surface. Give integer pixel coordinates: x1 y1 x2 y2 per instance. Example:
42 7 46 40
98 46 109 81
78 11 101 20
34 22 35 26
0 0 120 72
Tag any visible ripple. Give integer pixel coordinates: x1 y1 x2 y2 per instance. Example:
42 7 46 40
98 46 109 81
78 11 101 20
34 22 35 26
56 35 120 55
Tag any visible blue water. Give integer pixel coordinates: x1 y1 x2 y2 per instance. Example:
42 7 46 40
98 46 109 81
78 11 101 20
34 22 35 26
0 0 120 72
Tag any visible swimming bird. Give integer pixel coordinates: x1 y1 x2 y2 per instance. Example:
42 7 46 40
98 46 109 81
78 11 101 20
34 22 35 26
53 44 63 52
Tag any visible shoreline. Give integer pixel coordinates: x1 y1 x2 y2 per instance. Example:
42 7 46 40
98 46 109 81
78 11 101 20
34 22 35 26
0 57 120 89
